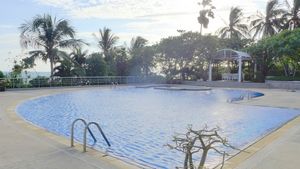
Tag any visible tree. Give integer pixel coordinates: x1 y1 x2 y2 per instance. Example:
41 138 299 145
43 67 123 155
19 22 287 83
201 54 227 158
129 36 155 76
52 50 86 77
114 47 129 76
53 59 73 77
247 37 275 82
129 36 148 53
85 53 107 76
197 0 215 35
269 29 300 77
19 14 85 77
247 28 300 81
70 48 88 76
282 0 300 29
194 35 220 80
157 32 199 80
93 27 118 63
0 71 5 78
250 0 285 39
218 7 248 39
167 125 238 169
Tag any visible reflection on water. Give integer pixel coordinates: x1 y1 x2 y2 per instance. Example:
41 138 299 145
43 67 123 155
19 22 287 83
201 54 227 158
17 87 299 168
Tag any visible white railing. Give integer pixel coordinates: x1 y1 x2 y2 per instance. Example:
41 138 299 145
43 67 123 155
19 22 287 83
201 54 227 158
0 76 162 89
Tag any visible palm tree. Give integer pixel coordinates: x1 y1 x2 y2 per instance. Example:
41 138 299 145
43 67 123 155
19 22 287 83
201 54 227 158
70 48 88 76
53 59 73 77
197 0 215 35
93 27 118 62
250 0 285 39
70 48 87 67
129 36 148 53
218 7 249 39
282 0 300 29
20 14 85 77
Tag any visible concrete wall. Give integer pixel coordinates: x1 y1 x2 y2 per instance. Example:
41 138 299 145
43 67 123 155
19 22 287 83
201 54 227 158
183 81 268 88
184 80 300 90
266 80 300 90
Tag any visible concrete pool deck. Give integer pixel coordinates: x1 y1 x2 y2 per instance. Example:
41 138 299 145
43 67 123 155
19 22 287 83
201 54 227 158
224 88 300 169
0 86 299 169
0 87 141 169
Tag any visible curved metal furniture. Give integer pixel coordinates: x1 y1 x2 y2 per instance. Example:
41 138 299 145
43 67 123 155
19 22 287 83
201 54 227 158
83 122 111 152
71 118 96 147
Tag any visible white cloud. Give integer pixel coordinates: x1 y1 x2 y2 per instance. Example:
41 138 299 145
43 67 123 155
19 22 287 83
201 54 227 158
0 0 269 72
36 0 199 19
35 0 267 38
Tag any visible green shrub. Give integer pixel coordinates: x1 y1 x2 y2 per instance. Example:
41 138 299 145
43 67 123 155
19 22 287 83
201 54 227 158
0 80 6 91
0 71 4 78
266 76 300 81
29 76 50 87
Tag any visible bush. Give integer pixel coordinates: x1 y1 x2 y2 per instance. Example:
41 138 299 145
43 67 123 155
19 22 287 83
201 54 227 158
29 76 50 87
0 80 6 91
0 71 5 78
266 76 300 81
253 71 265 82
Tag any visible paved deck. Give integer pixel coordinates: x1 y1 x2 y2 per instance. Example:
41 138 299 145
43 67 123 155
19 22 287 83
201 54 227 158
0 87 300 169
0 87 140 169
228 89 300 169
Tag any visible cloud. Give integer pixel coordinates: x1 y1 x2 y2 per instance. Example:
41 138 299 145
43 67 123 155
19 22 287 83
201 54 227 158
35 0 267 37
35 0 199 19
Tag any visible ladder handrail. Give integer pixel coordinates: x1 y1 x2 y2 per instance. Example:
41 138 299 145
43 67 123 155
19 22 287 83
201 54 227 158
83 122 111 152
71 118 97 147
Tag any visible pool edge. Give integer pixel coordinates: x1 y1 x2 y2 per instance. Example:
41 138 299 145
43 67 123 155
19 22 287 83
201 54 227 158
220 88 300 169
5 87 144 169
3 87 299 169
218 115 300 169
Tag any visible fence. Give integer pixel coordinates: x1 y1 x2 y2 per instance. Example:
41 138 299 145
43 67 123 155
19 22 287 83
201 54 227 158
0 76 164 89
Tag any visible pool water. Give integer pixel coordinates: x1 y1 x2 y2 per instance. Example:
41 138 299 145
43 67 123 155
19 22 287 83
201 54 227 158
17 87 299 168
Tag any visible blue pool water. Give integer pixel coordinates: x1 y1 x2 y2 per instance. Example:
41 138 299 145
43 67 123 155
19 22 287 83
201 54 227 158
17 87 299 168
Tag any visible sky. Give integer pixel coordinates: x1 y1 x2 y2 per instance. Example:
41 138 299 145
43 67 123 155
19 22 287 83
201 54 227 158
0 0 268 72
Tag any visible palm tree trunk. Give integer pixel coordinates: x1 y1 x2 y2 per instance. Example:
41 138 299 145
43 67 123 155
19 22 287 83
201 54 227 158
50 56 54 77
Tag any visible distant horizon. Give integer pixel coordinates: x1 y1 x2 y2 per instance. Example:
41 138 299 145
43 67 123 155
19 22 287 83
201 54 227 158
2 71 51 78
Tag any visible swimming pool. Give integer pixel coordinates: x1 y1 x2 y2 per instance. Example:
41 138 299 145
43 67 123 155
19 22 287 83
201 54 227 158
17 87 299 168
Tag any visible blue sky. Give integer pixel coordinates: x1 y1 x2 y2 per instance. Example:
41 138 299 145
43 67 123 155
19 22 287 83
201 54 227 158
0 0 268 72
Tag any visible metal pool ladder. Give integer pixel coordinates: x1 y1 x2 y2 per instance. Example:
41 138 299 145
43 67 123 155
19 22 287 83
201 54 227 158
71 118 111 152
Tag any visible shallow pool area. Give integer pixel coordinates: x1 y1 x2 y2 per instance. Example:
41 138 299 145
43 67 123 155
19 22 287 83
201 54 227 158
17 87 299 168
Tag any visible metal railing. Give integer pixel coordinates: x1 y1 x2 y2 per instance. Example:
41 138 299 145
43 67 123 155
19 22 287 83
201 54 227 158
71 118 96 147
71 118 111 152
0 76 164 89
83 122 111 152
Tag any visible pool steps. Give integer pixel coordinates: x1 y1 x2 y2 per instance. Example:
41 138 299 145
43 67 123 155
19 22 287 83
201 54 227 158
227 91 265 103
71 118 111 152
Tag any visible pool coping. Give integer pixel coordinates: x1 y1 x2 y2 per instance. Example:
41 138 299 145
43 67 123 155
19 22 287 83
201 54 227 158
3 86 144 169
219 114 300 169
2 86 300 169
218 88 300 169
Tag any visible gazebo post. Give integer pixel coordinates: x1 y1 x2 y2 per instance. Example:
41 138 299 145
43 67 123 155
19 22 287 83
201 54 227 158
208 61 213 81
238 56 242 82
254 61 257 79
